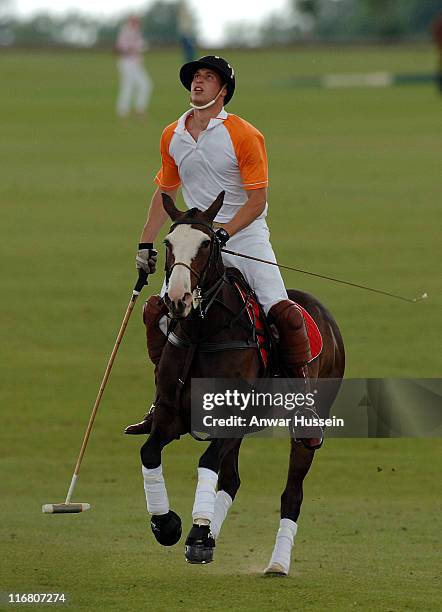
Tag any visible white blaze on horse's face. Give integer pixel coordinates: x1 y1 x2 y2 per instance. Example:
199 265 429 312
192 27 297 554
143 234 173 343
166 224 209 317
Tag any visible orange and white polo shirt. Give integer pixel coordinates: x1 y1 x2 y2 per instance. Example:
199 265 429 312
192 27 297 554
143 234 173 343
154 108 269 223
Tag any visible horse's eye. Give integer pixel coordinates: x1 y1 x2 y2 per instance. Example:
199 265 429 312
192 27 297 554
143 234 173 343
163 239 170 248
201 240 211 248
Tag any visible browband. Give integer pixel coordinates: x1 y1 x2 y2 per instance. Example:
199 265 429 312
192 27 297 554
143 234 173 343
170 218 217 234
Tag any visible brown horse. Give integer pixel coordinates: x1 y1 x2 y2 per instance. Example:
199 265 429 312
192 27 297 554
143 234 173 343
138 192 345 575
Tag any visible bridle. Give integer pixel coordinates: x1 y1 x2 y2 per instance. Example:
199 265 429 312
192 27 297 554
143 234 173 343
165 217 226 318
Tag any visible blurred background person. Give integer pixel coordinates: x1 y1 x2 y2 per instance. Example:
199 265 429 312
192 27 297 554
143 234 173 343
115 15 152 119
432 13 442 93
178 0 196 63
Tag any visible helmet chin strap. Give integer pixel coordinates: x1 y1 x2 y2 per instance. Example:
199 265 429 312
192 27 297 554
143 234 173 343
190 85 226 110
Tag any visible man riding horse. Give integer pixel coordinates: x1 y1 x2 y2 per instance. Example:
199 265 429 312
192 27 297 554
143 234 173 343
127 55 314 439
125 57 346 574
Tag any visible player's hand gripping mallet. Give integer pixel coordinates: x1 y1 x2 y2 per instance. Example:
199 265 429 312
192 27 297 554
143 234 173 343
42 270 148 514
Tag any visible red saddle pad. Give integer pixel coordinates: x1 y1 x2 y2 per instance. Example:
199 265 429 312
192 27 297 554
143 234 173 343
233 282 323 366
296 304 323 363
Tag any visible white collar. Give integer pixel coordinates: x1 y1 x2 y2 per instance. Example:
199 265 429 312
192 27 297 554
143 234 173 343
175 107 228 134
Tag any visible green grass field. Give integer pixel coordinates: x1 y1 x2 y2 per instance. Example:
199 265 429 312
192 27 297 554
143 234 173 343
1 46 441 611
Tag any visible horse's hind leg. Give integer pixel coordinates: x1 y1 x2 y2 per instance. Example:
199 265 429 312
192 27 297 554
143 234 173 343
265 439 315 576
185 438 242 564
140 429 182 547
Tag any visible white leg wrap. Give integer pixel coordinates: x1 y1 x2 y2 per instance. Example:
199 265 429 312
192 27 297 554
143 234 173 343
210 490 233 540
192 467 218 524
265 518 298 575
142 465 169 516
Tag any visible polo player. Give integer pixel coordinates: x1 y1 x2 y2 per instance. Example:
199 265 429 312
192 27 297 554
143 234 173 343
127 55 312 437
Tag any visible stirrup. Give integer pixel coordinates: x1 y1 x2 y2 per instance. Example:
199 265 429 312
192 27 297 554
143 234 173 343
294 367 323 449
291 405 324 450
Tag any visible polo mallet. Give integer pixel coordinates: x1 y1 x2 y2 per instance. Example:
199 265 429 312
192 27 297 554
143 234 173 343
42 269 148 514
221 249 428 304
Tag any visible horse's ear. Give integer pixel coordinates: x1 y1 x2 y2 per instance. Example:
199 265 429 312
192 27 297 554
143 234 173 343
201 191 225 224
162 193 182 221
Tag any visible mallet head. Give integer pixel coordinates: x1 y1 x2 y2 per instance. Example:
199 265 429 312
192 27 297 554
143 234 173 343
42 503 91 514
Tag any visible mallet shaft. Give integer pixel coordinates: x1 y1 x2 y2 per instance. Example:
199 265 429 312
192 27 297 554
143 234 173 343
74 294 137 466
65 474 78 505
222 248 427 304
63 271 148 505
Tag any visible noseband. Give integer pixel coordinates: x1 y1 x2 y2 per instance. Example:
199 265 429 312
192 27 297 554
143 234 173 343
168 260 201 280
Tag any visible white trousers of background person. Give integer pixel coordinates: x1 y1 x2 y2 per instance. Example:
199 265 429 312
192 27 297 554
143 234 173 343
116 57 152 117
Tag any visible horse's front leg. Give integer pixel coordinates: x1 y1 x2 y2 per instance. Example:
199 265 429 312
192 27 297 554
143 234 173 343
185 438 242 564
140 427 182 547
265 439 315 576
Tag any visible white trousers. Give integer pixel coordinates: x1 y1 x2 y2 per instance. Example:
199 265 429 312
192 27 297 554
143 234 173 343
160 218 287 315
116 57 152 117
220 218 287 314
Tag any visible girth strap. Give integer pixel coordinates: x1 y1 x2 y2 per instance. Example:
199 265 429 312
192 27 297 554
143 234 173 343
167 331 258 352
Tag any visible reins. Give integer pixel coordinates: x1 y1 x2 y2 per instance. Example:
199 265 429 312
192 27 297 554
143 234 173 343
164 217 263 344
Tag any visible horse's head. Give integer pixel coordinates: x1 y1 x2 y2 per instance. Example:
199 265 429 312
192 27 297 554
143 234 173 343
162 191 225 319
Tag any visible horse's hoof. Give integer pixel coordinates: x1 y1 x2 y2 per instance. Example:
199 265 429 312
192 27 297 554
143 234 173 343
150 510 182 546
184 524 215 564
264 562 288 577
185 544 214 564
